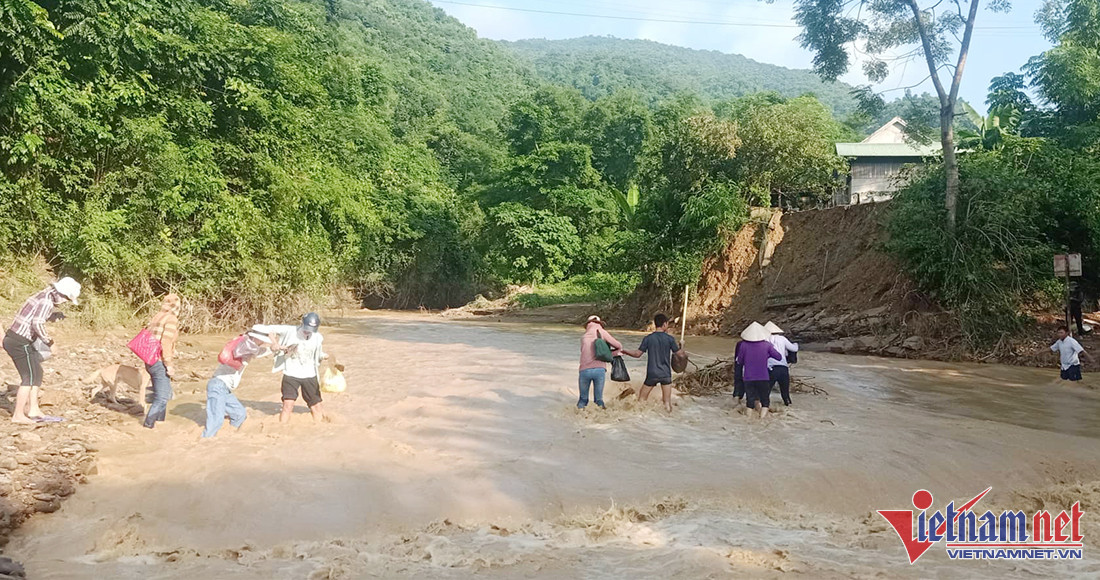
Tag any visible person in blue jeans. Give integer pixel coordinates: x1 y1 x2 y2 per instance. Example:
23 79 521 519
203 330 281 438
577 315 625 409
143 294 180 429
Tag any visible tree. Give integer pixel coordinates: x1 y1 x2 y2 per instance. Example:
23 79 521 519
1026 0 1100 146
792 0 1012 231
723 95 849 205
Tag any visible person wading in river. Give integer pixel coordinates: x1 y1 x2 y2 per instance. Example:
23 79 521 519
202 330 281 438
577 315 624 409
3 277 81 424
1051 325 1091 382
764 321 798 407
736 322 782 419
253 313 328 423
733 339 746 408
143 294 181 429
627 313 680 413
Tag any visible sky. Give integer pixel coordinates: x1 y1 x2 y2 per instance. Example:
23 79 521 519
427 0 1052 113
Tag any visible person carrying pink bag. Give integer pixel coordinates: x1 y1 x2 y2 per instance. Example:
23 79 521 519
139 294 181 429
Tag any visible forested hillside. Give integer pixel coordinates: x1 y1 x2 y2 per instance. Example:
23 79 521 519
0 0 535 315
502 37 858 116
0 0 863 322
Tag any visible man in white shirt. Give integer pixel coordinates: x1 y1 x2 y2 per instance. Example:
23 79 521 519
765 321 799 406
1051 325 1090 382
253 312 328 423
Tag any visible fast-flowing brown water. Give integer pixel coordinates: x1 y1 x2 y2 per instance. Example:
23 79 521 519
8 313 1100 578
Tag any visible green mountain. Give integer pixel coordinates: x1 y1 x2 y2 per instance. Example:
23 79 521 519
501 36 858 116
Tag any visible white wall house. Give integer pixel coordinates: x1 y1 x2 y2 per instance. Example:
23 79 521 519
834 117 940 205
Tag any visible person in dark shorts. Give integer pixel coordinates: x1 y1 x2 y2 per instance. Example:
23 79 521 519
3 277 81 424
253 313 329 423
1051 325 1090 381
736 322 782 419
622 313 681 413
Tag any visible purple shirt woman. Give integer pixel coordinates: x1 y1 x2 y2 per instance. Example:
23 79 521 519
736 322 781 417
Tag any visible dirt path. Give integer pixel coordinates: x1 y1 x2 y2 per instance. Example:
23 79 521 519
4 313 1100 578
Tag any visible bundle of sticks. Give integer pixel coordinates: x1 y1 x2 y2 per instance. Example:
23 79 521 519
673 357 829 398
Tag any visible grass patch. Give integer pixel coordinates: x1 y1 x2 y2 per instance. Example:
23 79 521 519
512 273 640 309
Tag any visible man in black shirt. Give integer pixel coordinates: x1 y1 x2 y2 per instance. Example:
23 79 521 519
623 313 681 413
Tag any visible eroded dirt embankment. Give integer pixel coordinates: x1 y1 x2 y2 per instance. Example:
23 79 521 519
614 204 945 355
615 203 1097 365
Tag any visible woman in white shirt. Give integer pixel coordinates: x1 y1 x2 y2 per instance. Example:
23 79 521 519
765 321 799 406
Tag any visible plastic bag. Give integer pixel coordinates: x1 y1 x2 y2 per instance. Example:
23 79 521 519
322 366 346 393
32 339 52 361
787 349 798 364
610 355 630 382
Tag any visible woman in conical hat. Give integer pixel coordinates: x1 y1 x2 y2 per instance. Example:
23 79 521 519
764 321 799 407
735 322 782 418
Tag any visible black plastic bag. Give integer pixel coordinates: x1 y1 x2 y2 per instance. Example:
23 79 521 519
787 349 798 364
611 355 631 382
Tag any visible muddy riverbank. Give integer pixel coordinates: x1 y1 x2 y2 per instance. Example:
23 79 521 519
3 312 1100 578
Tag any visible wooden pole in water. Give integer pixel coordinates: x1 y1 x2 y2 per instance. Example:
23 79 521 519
680 284 690 344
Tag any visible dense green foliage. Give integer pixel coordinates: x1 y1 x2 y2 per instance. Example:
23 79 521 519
0 0 857 317
0 0 532 314
887 0 1100 345
503 37 859 117
512 272 640 309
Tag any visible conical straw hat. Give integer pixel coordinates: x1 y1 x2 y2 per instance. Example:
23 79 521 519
764 321 784 334
740 321 769 342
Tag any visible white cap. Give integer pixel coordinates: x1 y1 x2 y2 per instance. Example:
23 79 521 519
52 277 81 305
585 315 604 326
764 321 784 334
740 321 769 342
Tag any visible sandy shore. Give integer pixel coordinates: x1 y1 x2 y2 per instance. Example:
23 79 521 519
3 311 1100 578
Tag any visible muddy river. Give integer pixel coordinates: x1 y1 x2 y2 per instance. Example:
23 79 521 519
7 312 1100 578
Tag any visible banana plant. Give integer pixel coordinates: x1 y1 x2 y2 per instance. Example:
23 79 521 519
958 102 1021 151
611 182 640 226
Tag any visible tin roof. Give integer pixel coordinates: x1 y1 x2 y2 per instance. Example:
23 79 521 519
835 142 941 158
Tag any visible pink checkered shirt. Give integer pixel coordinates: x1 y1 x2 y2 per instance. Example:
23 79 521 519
9 288 55 342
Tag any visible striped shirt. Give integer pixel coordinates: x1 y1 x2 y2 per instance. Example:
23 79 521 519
148 311 179 365
9 289 56 342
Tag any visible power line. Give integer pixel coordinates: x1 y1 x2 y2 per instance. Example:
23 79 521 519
430 0 1041 31
431 0 798 28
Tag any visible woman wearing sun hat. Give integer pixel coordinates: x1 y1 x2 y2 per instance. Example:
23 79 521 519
577 315 625 409
764 321 799 407
735 321 782 418
3 277 81 424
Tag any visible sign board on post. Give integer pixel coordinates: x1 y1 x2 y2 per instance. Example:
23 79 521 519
1054 254 1083 277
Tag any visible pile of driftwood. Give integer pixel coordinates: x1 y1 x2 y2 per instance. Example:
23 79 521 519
673 357 829 398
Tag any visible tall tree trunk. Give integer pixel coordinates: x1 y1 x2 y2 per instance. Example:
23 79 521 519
941 106 958 233
906 0 979 234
